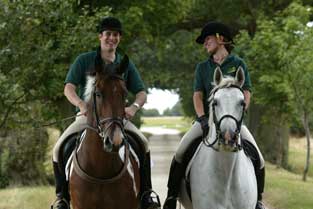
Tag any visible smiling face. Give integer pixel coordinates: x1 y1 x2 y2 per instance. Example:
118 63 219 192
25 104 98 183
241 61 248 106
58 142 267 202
99 30 121 52
203 35 219 54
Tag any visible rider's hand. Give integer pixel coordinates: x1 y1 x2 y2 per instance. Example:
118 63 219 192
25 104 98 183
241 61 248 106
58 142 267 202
197 115 209 137
125 105 138 119
78 101 88 116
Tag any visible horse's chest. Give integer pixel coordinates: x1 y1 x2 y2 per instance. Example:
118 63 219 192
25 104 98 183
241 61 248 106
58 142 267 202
188 147 257 209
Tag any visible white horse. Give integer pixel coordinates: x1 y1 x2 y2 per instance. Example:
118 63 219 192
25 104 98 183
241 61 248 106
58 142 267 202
180 67 258 209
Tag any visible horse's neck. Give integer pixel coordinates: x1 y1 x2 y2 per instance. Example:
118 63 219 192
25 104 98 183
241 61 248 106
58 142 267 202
79 130 124 177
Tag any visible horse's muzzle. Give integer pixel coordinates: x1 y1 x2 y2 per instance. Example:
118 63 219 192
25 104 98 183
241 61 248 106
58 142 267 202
219 130 241 152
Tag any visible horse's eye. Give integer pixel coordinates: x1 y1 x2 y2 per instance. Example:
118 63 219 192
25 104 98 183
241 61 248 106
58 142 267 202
240 100 246 107
95 91 103 98
212 100 218 106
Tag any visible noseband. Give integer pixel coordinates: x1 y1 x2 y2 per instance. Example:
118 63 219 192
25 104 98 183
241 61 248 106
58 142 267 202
203 84 245 151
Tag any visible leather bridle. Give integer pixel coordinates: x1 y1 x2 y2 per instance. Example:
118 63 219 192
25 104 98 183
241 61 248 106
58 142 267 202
203 84 245 151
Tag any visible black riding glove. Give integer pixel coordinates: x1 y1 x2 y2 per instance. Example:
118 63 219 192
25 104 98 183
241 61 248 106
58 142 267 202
197 115 209 137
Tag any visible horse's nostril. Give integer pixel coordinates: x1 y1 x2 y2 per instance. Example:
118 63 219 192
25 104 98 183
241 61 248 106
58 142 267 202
222 130 235 142
224 131 231 143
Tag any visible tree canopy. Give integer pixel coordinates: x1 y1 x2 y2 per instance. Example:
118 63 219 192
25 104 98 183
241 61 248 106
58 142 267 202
1 0 313 186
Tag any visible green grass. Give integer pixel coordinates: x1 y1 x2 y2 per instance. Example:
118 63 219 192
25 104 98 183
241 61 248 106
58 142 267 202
0 186 54 209
141 116 192 133
265 163 313 209
288 137 313 177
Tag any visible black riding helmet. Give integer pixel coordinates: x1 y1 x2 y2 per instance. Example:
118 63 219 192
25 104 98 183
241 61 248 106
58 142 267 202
97 17 122 34
196 21 234 44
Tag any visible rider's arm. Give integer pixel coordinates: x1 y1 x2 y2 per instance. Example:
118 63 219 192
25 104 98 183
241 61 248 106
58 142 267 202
193 91 205 118
243 90 251 110
240 60 252 111
64 83 87 114
124 90 146 119
124 59 147 119
134 90 147 108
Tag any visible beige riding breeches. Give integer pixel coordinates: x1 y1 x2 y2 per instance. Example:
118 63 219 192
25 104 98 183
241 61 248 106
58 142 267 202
175 121 265 169
52 115 149 162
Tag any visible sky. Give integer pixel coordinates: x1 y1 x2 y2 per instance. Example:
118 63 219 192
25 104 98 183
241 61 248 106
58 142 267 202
143 88 179 114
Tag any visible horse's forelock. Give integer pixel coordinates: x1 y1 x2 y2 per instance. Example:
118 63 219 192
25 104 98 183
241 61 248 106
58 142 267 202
208 76 238 119
210 76 237 95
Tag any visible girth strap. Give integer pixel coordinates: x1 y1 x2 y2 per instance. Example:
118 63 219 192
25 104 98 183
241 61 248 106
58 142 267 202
72 143 130 184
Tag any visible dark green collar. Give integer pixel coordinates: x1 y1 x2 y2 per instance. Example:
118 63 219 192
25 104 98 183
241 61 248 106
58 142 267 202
208 54 235 66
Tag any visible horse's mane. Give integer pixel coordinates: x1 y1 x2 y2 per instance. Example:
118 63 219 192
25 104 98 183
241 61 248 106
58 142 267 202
84 75 95 102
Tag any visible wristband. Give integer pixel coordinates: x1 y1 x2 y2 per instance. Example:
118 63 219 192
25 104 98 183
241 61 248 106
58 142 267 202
132 102 140 109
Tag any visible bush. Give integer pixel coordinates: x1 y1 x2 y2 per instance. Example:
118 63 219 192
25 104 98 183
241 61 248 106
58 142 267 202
142 108 160 117
0 127 48 187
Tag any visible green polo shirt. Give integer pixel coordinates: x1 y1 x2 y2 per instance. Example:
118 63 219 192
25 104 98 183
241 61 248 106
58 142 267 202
193 54 252 115
65 51 145 100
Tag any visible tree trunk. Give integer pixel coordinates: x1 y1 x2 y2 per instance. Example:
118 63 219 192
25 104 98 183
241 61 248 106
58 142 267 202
276 127 282 168
247 103 289 168
302 110 311 181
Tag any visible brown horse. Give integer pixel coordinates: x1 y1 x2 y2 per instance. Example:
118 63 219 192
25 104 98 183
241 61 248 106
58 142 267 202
69 55 140 209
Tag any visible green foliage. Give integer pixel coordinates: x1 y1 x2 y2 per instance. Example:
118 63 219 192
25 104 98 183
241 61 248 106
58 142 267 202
234 2 313 167
235 2 313 124
163 101 183 116
0 128 48 187
0 0 111 185
142 108 160 117
0 149 9 188
1 0 313 186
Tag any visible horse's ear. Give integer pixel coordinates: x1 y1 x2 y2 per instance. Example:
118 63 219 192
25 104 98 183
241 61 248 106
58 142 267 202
213 67 223 86
235 66 245 87
117 55 129 75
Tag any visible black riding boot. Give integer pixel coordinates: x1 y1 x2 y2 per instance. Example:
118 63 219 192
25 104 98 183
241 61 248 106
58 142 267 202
163 157 185 209
51 162 70 209
255 167 266 209
242 140 266 209
140 151 161 209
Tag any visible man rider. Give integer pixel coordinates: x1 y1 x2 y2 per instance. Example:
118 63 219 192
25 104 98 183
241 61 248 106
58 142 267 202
51 17 160 209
